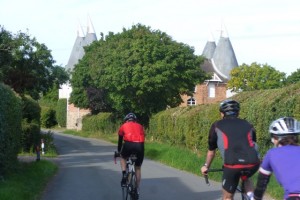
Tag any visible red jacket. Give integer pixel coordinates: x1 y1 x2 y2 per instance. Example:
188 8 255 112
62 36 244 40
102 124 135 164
118 121 145 142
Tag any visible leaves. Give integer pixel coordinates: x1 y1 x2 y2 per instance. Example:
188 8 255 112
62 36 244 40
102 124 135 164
0 26 69 99
70 24 209 122
227 62 286 91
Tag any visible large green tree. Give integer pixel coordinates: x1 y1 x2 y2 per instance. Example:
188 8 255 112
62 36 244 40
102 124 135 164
0 26 69 100
227 62 286 92
285 68 300 85
70 24 209 121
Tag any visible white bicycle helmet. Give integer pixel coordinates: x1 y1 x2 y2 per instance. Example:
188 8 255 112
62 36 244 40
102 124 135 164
269 117 300 136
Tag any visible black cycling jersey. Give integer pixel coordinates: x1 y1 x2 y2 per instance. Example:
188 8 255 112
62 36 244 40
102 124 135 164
208 116 259 165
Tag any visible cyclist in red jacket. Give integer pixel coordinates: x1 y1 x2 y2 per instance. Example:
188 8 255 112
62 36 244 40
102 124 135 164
118 113 145 191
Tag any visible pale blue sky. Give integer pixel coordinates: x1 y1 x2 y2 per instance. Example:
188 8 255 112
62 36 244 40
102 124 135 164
1 0 299 75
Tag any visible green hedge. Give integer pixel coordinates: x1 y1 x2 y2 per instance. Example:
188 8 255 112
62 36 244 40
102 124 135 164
82 112 121 135
0 83 22 176
21 96 41 152
148 82 300 156
40 106 57 128
56 99 67 128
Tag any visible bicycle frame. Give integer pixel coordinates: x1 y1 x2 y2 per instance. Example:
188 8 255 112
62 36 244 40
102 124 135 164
204 168 251 200
125 154 138 200
114 152 138 200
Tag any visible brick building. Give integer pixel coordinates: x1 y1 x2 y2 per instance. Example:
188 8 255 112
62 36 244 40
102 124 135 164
60 20 238 129
59 16 97 130
180 30 238 106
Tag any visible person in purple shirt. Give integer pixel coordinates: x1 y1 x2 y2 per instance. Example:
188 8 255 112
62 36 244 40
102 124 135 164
254 117 300 200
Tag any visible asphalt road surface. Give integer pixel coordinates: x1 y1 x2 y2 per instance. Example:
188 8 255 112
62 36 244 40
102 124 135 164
41 131 241 200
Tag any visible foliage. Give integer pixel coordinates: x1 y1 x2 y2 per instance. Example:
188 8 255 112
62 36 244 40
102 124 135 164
0 160 58 200
285 68 300 85
0 26 68 100
56 98 67 128
40 130 56 155
227 62 286 92
40 107 57 128
70 24 209 123
0 83 22 177
21 121 40 152
148 82 300 156
82 112 121 135
20 96 41 152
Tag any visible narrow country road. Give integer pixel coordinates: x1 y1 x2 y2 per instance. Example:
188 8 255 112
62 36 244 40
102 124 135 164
40 131 229 200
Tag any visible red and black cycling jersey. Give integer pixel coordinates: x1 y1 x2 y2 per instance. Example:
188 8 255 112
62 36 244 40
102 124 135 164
208 116 260 166
118 121 145 143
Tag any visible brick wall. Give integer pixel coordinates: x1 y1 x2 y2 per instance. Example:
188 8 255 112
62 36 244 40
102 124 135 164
180 82 227 107
66 103 90 130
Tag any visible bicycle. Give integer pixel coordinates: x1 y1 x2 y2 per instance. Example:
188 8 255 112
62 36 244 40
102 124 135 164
204 168 252 200
114 151 139 200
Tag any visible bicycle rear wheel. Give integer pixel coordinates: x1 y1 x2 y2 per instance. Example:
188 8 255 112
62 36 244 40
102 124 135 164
127 173 138 200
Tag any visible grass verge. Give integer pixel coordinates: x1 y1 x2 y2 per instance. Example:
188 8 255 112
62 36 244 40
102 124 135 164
0 160 58 200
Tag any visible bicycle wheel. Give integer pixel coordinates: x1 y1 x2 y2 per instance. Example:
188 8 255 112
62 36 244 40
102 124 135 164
241 193 250 200
126 172 137 200
122 187 126 200
125 173 132 200
236 187 250 200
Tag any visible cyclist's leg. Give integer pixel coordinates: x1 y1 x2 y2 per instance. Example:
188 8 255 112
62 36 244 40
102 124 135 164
222 167 241 200
120 143 131 186
243 164 259 195
134 142 144 189
135 166 141 187
222 189 234 200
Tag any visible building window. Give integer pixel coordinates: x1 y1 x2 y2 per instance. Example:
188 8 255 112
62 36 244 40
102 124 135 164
187 97 196 106
208 83 215 98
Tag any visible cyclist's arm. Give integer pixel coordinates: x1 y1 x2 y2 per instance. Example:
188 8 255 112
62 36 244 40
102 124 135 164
205 150 216 168
118 135 123 152
254 170 271 200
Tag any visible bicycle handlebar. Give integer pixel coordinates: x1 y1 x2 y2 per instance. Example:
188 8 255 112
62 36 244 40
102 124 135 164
204 168 223 186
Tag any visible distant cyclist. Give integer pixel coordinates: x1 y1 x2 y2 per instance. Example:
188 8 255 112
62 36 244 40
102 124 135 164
117 113 145 194
201 99 260 200
254 117 300 200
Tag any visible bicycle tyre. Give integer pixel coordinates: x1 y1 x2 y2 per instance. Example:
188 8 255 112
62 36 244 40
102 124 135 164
122 187 126 200
130 173 137 200
241 193 250 200
126 172 137 200
125 172 134 200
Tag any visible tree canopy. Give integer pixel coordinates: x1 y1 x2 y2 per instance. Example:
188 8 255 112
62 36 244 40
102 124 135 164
0 26 69 100
70 24 209 121
227 62 286 92
285 68 300 85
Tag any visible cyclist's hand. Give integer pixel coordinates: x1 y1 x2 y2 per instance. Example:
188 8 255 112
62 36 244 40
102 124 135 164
114 151 121 158
201 166 208 175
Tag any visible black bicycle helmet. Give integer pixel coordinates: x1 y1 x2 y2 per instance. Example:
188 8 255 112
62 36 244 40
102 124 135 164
124 113 137 122
219 99 240 116
269 117 300 136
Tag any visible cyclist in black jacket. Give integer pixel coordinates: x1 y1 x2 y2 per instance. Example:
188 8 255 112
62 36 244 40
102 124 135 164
201 99 260 200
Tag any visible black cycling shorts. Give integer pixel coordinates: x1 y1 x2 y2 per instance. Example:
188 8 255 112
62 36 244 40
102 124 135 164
120 141 144 166
222 164 259 193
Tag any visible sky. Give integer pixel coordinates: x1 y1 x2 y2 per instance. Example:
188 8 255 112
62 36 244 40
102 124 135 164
1 0 300 75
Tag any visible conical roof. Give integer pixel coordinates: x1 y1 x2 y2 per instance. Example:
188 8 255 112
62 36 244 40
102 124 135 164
202 32 216 59
211 36 238 80
66 17 98 72
85 15 97 46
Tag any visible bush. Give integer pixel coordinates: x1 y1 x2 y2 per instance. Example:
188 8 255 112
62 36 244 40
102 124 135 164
148 82 300 156
56 99 67 127
40 107 57 128
0 83 22 176
82 112 121 135
20 96 41 153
